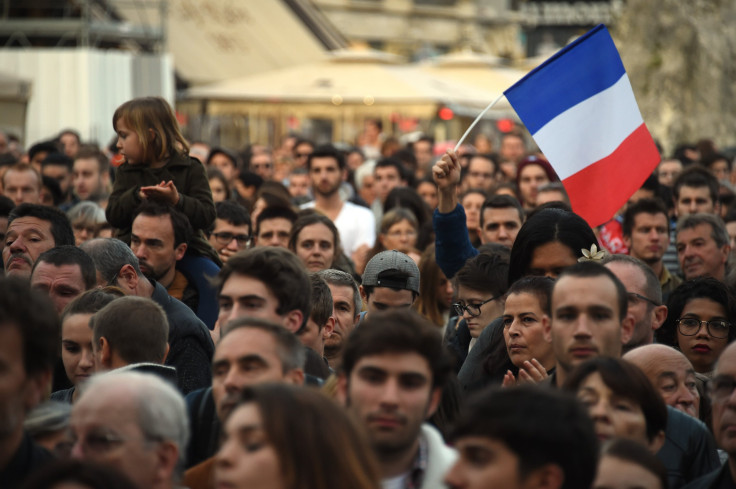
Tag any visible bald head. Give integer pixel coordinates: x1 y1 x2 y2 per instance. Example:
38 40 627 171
624 344 700 418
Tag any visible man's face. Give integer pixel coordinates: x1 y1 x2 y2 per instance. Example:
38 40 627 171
211 328 293 421
341 352 440 456
42 164 72 196
518 165 549 207
324 283 359 356
362 286 414 314
250 153 274 181
288 173 310 198
209 218 250 264
60 133 80 158
298 316 332 357
625 212 669 265
130 214 185 283
309 156 343 198
605 262 658 350
210 154 238 184
500 135 525 163
31 262 87 314
3 169 41 205
676 223 729 281
70 389 163 489
445 437 527 489
480 207 522 247
73 157 103 201
30 151 48 172
3 217 56 278
637 351 700 418
535 190 567 206
658 160 682 187
374 166 403 203
217 273 282 328
456 285 503 339
675 185 715 217
545 275 631 376
413 141 433 167
710 345 736 456
710 159 730 182
465 157 495 192
255 218 292 248
0 325 45 441
293 143 313 167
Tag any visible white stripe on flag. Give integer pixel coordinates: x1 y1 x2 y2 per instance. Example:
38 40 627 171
532 74 644 181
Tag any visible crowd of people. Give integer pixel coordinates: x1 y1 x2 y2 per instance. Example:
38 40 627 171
2 95 736 489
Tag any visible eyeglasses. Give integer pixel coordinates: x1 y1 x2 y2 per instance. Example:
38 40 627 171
453 296 499 318
677 318 731 339
212 232 251 248
627 292 660 307
708 375 736 402
386 230 417 239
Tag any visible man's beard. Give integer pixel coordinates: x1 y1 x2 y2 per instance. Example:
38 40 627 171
315 182 340 198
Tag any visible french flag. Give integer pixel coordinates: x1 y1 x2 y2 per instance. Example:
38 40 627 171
504 24 660 228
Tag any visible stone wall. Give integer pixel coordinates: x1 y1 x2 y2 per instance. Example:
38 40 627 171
614 0 736 155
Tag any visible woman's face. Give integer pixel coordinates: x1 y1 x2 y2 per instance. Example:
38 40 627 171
593 455 663 489
380 219 417 253
518 164 550 207
462 193 485 231
576 372 649 446
72 219 97 246
526 241 578 279
209 177 228 203
61 313 95 386
215 403 285 489
502 292 555 369
436 271 454 310
295 222 335 272
676 297 730 374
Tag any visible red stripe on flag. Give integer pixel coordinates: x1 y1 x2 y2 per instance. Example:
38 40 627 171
562 123 660 228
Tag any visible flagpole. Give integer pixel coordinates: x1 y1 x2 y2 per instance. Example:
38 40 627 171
453 94 505 152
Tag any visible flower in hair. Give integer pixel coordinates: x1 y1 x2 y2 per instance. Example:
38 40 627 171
578 243 606 262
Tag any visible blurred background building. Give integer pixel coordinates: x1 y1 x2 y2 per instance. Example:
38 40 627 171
0 0 732 156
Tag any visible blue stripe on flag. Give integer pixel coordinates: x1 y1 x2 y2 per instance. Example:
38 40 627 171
504 24 626 134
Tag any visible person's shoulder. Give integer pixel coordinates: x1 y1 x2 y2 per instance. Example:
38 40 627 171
681 464 727 489
167 153 198 168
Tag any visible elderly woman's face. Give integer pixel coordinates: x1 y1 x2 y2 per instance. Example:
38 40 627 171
380 219 417 253
72 219 98 246
576 372 649 446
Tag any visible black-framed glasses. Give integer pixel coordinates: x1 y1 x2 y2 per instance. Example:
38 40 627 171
708 375 736 402
212 232 251 248
677 318 731 339
627 292 660 307
453 296 499 318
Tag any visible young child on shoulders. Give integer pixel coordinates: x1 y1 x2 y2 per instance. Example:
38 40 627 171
106 96 219 263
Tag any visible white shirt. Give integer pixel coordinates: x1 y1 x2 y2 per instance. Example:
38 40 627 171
301 200 376 255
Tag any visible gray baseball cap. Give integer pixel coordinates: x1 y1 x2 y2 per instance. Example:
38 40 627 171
362 250 420 294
